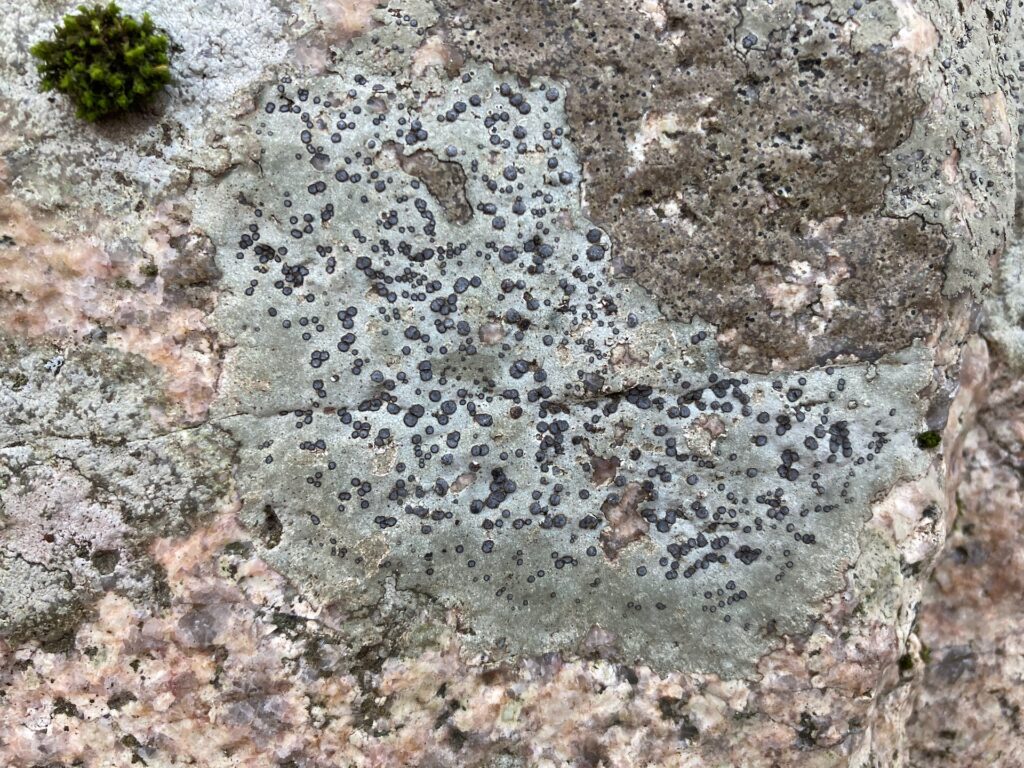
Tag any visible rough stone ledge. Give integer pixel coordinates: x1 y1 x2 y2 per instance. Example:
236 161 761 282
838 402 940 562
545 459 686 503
0 0 1021 766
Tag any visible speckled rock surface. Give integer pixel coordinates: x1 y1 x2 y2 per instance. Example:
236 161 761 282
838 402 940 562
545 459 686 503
0 0 1021 766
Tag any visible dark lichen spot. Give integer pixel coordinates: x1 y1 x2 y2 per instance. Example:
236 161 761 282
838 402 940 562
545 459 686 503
258 505 283 549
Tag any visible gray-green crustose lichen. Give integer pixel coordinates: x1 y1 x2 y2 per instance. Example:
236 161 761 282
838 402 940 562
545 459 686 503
196 59 935 673
30 2 171 122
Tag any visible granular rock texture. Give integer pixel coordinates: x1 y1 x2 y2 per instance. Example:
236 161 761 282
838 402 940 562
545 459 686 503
906 340 1024 766
0 0 1022 765
905 242 1024 765
0 339 235 647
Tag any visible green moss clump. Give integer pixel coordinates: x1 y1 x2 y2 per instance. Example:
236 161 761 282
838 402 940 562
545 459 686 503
920 642 932 664
916 430 942 450
30 3 171 122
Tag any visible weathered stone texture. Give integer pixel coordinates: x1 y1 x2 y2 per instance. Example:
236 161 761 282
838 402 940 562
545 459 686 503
0 0 1021 765
438 0 958 372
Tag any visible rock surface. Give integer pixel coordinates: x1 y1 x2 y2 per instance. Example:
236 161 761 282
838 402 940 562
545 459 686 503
0 0 1021 766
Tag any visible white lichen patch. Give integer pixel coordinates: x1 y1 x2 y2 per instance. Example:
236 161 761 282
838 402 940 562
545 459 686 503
0 339 234 640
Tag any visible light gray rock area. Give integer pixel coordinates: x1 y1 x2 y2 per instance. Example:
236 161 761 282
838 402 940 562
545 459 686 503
0 0 1021 766
0 340 235 646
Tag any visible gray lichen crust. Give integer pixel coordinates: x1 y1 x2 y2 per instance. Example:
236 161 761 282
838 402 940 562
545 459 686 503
0 338 235 643
198 61 934 673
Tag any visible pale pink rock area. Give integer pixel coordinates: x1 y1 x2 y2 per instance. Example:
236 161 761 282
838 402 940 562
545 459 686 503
1 0 1022 766
0 182 221 424
0 360 1017 767
906 338 1024 766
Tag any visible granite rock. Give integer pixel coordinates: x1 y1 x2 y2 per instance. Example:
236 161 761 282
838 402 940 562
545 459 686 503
0 0 1021 765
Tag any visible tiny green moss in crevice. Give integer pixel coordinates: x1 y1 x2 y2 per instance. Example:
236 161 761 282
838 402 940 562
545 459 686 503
916 430 942 449
920 642 932 664
30 3 171 122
